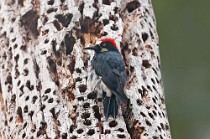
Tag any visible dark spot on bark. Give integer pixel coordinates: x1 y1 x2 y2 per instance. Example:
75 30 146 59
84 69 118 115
11 94 16 102
77 129 84 134
81 17 101 34
20 85 24 93
77 97 84 101
12 38 16 42
140 112 146 117
48 98 54 103
18 0 24 6
64 33 75 55
84 120 91 126
126 1 140 13
136 99 143 106
20 45 27 51
47 8 57 13
83 102 90 109
147 85 152 92
33 59 40 78
45 88 51 94
23 68 29 76
50 107 59 118
75 77 82 82
79 2 84 14
5 75 12 85
101 31 108 36
151 78 155 84
110 24 118 31
142 60 151 68
160 123 165 130
109 15 118 22
93 105 101 120
153 136 159 139
24 105 28 113
157 126 161 131
14 54 19 63
24 58 28 64
118 128 124 132
36 81 42 91
102 0 111 5
22 133 26 138
142 32 148 42
32 95 38 103
41 105 46 111
103 19 109 26
70 125 76 133
70 135 77 139
105 129 110 134
9 116 13 122
81 112 90 119
68 60 75 73
13 44 18 49
17 107 23 123
78 84 87 92
87 92 97 99
29 111 34 118
114 7 119 14
150 30 154 39
42 16 49 25
25 96 29 101
87 129 95 135
117 134 125 138
145 119 152 126
81 17 91 33
23 122 27 129
62 133 67 139
21 9 39 37
53 20 61 31
47 0 54 5
152 68 158 75
109 120 117 127
41 50 47 55
55 13 73 27
47 57 57 74
26 80 34 91
37 121 47 137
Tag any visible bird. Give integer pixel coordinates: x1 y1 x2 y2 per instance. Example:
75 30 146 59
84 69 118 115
85 38 129 119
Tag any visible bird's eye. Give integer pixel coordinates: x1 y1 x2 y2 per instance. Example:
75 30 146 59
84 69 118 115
101 42 106 47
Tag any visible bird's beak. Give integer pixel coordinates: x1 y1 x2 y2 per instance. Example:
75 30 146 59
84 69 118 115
84 45 97 51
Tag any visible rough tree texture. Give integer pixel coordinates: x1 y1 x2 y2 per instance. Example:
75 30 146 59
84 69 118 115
0 0 171 139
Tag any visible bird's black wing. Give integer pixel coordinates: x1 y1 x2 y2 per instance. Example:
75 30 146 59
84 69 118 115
95 52 128 103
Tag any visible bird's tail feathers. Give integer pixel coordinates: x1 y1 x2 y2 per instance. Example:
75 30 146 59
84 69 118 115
112 90 129 104
103 95 118 120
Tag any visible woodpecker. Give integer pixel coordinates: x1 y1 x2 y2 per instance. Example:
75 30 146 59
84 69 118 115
85 38 129 119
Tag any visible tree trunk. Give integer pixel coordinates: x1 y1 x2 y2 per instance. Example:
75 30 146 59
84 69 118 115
0 0 171 139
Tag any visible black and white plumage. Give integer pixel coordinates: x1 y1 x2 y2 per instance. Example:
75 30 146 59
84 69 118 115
85 38 129 119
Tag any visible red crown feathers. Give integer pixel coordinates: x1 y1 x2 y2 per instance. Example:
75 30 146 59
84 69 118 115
101 38 117 48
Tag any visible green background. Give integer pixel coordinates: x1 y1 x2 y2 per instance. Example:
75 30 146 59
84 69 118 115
153 1 210 139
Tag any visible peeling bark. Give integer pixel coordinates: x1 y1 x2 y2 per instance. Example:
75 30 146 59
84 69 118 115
0 0 171 139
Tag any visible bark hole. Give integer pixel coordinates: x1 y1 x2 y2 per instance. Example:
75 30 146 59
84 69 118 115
16 107 23 123
109 120 117 127
21 9 39 37
55 13 73 27
126 1 140 13
64 33 75 55
87 129 95 135
47 0 54 5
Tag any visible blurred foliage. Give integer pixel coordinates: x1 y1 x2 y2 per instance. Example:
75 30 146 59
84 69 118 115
153 0 210 139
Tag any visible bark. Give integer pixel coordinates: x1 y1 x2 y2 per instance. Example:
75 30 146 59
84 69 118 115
0 0 171 139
